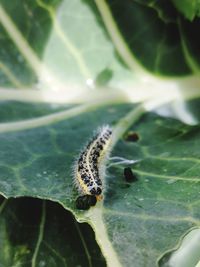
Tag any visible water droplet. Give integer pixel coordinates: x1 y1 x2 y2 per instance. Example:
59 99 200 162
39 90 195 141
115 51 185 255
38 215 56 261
167 179 177 184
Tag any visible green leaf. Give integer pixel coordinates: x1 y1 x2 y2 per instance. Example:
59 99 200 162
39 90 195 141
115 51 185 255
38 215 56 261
0 102 132 199
101 0 189 76
2 0 200 91
0 101 70 122
178 17 200 72
95 0 200 76
1 0 200 266
0 197 106 267
0 0 134 90
171 0 200 20
0 101 200 266
0 0 61 87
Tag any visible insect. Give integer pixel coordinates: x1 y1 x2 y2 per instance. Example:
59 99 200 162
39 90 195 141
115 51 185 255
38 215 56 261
74 125 112 207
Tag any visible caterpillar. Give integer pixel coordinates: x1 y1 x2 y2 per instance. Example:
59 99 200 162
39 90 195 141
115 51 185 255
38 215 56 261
74 125 112 208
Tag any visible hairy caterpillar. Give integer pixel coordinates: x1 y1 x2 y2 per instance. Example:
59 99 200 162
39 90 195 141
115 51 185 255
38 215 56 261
74 125 112 207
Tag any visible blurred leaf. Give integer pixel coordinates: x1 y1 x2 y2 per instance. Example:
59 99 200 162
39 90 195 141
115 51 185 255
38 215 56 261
171 0 200 20
0 101 71 122
0 0 61 87
2 0 199 91
95 68 113 87
0 197 106 267
0 0 134 89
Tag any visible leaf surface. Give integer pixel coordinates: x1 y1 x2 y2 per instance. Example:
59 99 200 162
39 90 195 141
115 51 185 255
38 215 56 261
1 0 200 266
0 102 200 266
172 0 200 20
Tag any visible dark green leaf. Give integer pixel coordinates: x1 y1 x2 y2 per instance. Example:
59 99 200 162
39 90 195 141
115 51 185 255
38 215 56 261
171 0 200 20
99 0 200 76
0 197 106 267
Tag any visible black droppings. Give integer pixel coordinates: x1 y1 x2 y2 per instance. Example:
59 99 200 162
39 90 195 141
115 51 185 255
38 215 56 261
123 167 138 183
76 195 97 210
124 131 139 142
89 195 97 206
